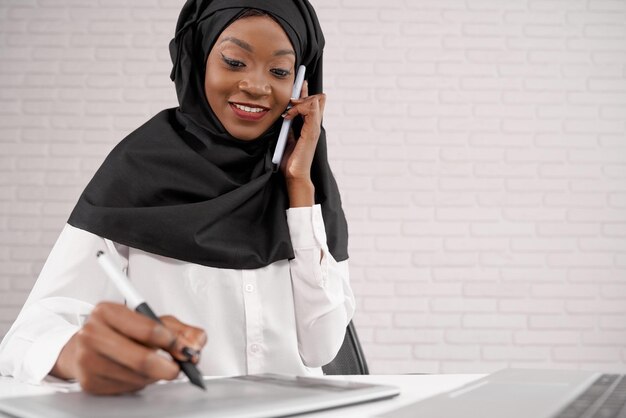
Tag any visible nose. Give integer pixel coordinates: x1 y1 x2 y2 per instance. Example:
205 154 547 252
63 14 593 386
238 72 271 97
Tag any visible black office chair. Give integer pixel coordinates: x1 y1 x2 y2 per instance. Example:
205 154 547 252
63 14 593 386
322 321 369 375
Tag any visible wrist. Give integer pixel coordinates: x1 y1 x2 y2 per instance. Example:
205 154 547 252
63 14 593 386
50 334 78 380
286 179 315 207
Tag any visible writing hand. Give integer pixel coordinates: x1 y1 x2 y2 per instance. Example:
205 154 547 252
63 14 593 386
51 302 206 395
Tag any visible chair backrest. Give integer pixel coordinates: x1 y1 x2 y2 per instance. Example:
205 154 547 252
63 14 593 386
322 321 369 375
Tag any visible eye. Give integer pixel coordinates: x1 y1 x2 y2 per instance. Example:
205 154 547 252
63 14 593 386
221 53 245 69
271 68 291 78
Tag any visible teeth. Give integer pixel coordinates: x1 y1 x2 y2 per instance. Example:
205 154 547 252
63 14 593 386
233 103 265 113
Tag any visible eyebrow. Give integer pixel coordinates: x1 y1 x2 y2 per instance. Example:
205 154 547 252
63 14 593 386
219 36 295 57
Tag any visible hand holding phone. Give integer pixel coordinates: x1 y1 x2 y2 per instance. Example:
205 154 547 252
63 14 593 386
272 65 306 167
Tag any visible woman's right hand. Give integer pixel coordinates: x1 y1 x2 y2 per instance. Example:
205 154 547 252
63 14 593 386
50 302 207 395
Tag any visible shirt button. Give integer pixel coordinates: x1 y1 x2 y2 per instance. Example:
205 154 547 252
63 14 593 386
250 344 260 353
245 284 255 293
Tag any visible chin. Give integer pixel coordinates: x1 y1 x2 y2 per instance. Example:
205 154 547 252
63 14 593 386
228 122 276 141
229 129 264 141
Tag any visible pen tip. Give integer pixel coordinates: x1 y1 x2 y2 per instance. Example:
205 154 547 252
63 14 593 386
179 361 206 391
192 377 207 391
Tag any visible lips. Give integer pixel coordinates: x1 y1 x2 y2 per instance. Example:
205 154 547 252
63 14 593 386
229 102 270 121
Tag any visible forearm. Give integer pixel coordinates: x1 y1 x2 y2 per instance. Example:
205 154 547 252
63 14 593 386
0 224 126 383
286 205 355 367
291 256 355 367
0 301 83 383
50 332 79 380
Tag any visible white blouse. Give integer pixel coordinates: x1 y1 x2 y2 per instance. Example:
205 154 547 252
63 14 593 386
0 204 355 384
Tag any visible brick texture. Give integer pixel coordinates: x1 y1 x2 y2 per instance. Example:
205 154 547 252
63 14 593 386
1 0 625 373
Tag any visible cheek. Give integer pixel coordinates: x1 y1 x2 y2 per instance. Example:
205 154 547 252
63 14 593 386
204 56 228 97
204 73 231 113
275 83 293 107
204 72 221 97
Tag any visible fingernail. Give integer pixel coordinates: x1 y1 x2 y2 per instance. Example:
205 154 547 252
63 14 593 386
182 346 199 360
281 110 289 118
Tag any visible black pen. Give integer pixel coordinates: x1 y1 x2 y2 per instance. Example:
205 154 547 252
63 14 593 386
96 250 206 391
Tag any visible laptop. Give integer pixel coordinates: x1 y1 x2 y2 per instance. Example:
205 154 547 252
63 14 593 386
379 368 626 418
0 374 400 418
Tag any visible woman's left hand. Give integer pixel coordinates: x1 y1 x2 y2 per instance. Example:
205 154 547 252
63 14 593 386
279 81 326 207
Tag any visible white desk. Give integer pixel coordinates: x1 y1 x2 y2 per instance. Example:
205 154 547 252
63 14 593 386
0 374 485 417
300 374 484 417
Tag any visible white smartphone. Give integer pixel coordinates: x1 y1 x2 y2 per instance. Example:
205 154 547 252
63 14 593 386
272 65 307 167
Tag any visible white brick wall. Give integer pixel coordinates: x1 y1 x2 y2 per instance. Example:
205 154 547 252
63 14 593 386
1 0 625 374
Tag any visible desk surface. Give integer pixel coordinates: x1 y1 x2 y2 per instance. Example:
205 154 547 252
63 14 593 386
0 374 485 417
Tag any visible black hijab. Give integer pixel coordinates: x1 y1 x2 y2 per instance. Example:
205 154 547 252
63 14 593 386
67 0 348 269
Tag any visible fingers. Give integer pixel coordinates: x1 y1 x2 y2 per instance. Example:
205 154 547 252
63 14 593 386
160 315 207 363
285 95 323 148
318 92 326 115
75 350 157 395
82 375 148 396
64 302 210 395
279 89 325 182
78 310 180 381
91 303 183 356
160 315 207 348
282 93 325 122
280 79 309 118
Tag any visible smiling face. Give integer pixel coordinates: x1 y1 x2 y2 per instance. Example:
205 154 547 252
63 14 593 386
204 15 296 141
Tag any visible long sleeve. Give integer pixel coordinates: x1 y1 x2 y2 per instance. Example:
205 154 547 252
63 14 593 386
286 204 355 368
0 225 125 384
1 211 354 382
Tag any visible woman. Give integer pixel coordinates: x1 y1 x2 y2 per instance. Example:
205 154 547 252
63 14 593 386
0 0 354 395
